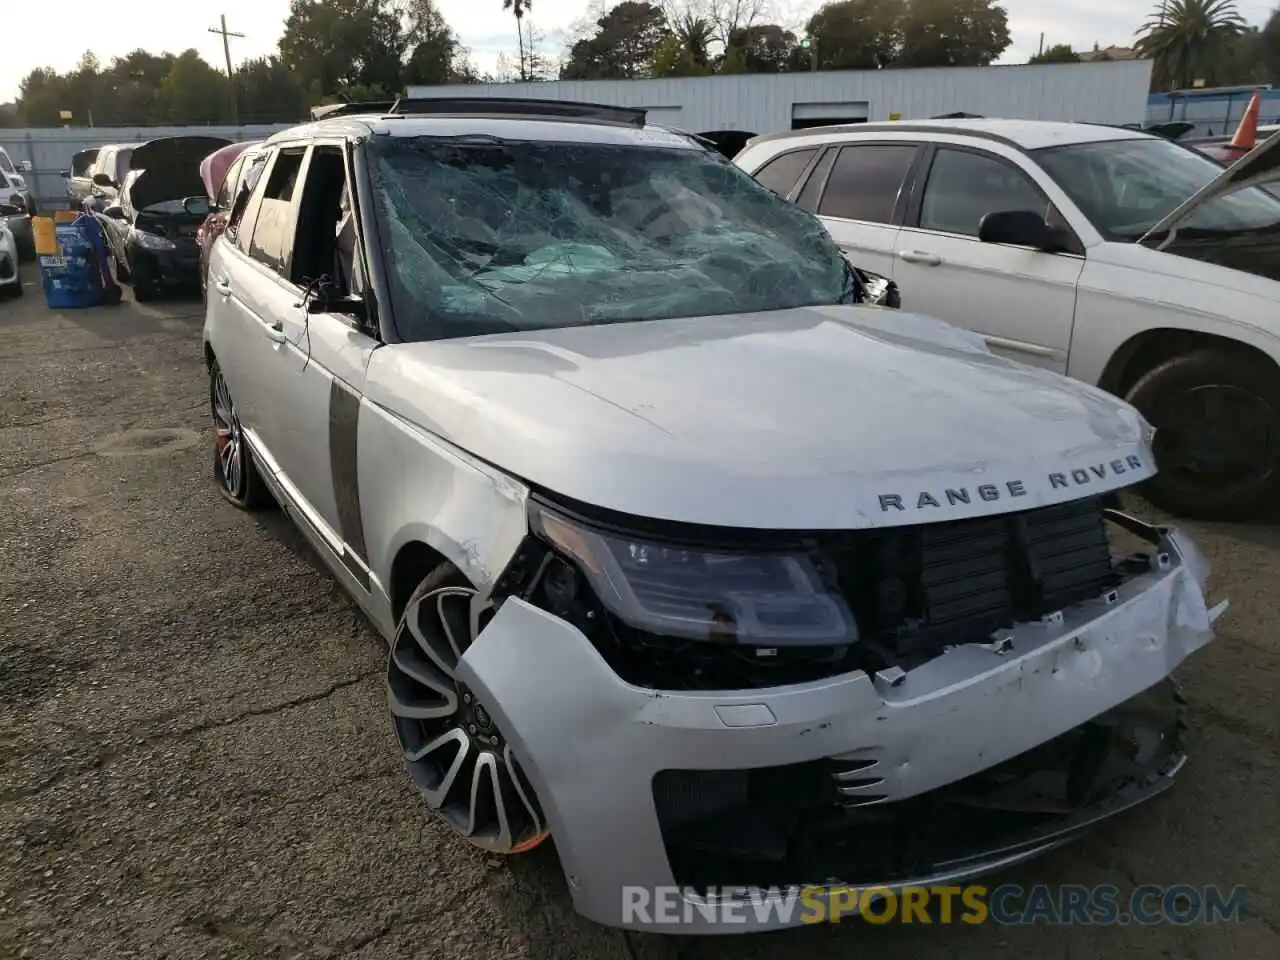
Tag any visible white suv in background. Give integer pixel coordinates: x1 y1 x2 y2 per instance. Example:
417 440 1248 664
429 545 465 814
736 120 1280 521
0 145 36 257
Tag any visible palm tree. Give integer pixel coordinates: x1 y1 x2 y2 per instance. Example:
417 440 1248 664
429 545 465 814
1134 0 1247 90
503 0 530 80
673 13 715 70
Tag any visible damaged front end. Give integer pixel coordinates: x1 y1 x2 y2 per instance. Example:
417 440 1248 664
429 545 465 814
450 497 1223 933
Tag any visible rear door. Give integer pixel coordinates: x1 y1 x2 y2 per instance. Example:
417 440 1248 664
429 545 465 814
806 141 924 280
891 144 1084 372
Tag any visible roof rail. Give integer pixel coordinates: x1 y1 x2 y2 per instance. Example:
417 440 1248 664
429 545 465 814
310 100 398 121
386 96 647 127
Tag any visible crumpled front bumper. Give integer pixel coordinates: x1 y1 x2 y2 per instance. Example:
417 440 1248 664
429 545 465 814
455 522 1224 934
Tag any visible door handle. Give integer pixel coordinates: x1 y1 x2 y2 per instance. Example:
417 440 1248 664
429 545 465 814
213 276 231 295
264 319 287 343
899 250 943 266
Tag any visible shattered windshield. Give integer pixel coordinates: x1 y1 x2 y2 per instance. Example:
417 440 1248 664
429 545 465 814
366 135 854 341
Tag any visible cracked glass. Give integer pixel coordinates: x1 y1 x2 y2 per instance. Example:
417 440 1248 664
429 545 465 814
367 135 856 342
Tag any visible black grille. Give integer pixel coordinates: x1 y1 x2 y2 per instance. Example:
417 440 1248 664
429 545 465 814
0 252 13 280
823 496 1115 660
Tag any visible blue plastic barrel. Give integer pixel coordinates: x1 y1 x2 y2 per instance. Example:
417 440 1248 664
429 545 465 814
39 217 104 309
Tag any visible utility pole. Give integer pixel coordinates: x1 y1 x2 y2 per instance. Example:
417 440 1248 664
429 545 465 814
1037 33 1044 57
208 14 245 126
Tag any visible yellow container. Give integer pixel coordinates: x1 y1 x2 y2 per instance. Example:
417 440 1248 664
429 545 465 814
32 216 59 256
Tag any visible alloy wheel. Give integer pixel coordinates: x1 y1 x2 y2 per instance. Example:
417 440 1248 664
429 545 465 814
387 582 548 854
211 370 245 498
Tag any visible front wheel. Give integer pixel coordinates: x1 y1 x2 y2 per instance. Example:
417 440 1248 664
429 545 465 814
1126 348 1280 521
387 566 549 854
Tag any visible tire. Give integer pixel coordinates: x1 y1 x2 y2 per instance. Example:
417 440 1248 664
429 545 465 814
209 359 271 510
1125 347 1280 521
387 565 549 855
132 278 156 302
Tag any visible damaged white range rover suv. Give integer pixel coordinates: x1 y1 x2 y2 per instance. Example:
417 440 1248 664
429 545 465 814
202 98 1225 934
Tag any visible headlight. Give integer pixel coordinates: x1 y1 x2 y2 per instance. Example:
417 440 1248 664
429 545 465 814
128 228 175 251
528 503 858 647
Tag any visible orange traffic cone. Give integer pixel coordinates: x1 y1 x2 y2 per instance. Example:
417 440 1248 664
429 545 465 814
1229 90 1261 150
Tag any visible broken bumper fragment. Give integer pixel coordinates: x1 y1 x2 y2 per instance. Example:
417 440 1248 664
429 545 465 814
456 523 1223 933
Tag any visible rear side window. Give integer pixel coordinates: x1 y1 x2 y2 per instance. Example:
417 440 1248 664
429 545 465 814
216 154 247 210
248 149 305 275
818 144 918 224
751 148 817 197
226 154 268 245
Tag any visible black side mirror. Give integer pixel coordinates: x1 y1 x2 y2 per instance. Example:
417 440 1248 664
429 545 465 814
93 173 114 187
306 291 367 322
103 205 125 220
183 196 211 217
61 169 71 179
978 210 1058 250
0 202 19 216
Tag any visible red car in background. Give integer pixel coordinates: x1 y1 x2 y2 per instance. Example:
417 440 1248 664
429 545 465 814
196 140 263 300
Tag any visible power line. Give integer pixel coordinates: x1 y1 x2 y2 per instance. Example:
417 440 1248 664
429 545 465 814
208 14 246 126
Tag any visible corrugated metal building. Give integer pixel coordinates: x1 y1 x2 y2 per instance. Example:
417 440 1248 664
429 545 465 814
407 60 1154 135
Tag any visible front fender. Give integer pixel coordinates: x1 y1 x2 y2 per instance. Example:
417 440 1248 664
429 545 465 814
356 392 530 629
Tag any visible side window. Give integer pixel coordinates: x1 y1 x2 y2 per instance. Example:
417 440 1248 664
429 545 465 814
247 149 305 276
919 148 1049 238
795 148 836 212
818 144 918 224
287 145 357 295
226 153 269 247
751 148 817 197
0 151 14 174
215 154 246 210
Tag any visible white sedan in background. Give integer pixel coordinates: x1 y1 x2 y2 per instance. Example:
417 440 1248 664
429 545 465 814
0 199 23 298
736 120 1280 520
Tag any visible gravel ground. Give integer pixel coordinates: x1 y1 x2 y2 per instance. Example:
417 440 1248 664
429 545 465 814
1 271 1278 959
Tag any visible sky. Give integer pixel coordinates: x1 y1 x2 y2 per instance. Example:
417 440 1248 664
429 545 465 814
3 0 1277 103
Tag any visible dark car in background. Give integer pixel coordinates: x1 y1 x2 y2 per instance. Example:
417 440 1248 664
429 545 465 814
95 135 229 301
197 140 263 300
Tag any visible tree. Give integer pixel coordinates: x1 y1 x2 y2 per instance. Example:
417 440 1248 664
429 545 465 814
161 50 232 123
1133 0 1247 90
651 13 716 76
280 0 407 99
398 0 466 84
1260 6 1280 79
562 2 671 79
804 0 902 70
721 23 805 72
502 0 531 80
895 0 1011 68
235 57 311 123
1029 43 1081 63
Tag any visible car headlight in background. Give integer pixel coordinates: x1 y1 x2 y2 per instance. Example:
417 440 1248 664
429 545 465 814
128 228 176 251
528 503 858 647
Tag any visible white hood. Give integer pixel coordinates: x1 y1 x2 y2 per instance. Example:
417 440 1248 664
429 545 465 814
1140 127 1280 244
365 306 1156 530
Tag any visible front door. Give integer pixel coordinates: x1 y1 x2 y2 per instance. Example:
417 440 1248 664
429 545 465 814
891 145 1084 373
807 142 923 281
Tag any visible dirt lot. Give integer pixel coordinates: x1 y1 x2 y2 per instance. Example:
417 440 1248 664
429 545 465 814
1 270 1278 960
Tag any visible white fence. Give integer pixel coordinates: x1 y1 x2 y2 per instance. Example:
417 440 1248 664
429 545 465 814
1 125 294 209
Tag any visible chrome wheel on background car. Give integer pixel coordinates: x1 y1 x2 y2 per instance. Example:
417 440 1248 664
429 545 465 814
387 567 548 854
209 360 269 510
